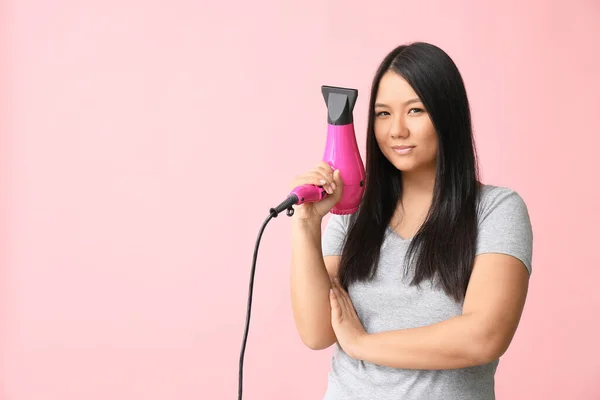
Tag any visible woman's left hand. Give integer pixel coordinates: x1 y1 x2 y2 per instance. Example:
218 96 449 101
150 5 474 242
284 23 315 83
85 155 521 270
329 277 368 359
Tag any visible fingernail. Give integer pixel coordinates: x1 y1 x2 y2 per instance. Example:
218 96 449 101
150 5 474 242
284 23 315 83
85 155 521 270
320 179 327 184
331 182 336 191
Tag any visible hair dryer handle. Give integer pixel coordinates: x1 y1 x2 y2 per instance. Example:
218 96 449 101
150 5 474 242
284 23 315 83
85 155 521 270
290 184 327 205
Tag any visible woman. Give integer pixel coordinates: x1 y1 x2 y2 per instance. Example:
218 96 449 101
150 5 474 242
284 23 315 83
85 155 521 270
289 42 533 400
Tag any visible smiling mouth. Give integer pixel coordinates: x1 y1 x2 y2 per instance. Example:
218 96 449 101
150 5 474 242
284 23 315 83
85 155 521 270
392 146 415 155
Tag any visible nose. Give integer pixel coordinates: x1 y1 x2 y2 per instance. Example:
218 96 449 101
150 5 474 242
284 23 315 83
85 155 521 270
389 115 409 139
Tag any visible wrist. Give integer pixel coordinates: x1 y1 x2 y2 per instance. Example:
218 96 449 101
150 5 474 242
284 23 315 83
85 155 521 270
292 215 323 230
355 332 371 361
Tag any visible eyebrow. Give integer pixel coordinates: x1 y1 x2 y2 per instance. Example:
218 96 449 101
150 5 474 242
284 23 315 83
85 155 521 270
375 98 422 108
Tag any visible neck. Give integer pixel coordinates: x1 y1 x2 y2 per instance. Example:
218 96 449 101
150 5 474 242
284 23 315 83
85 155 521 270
401 166 436 199
391 165 437 233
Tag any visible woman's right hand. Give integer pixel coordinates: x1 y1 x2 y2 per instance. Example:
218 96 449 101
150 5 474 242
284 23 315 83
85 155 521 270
289 161 344 222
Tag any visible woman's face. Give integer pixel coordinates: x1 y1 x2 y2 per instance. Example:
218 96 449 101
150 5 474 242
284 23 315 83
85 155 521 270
373 71 438 173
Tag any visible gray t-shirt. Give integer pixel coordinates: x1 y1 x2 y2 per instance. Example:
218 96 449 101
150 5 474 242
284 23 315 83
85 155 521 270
321 184 533 400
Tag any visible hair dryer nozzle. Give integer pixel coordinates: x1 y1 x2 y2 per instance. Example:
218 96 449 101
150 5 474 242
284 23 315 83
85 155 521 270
321 86 358 126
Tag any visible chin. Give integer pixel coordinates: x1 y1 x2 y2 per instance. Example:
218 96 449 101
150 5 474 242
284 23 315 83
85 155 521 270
386 155 417 172
386 154 434 173
394 163 418 172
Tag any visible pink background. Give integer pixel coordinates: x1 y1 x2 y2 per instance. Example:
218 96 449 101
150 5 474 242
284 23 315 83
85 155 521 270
2 1 599 399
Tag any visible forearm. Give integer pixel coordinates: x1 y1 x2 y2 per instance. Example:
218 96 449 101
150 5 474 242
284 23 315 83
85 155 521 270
290 218 335 349
357 314 497 370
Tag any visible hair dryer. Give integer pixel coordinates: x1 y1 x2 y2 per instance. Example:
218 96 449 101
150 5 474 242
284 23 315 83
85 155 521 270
271 85 366 217
238 85 365 400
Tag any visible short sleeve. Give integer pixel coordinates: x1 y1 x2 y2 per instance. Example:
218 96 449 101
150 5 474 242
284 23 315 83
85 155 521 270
476 187 534 274
322 213 350 257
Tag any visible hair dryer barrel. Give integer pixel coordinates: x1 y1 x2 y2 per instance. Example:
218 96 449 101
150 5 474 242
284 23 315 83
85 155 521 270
289 86 365 215
324 123 365 214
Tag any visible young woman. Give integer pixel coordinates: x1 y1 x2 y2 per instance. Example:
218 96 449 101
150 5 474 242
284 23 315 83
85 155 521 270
289 42 533 400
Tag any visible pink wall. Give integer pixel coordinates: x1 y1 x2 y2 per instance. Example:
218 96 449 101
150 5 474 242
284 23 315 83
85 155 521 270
2 0 599 399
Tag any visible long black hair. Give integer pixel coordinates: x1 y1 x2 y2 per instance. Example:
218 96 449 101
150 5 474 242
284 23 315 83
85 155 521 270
338 42 480 303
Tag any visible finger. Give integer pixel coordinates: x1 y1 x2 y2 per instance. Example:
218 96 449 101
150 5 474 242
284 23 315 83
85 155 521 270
330 282 344 313
332 279 349 314
316 161 335 176
290 172 333 193
315 165 338 192
304 170 334 194
326 170 342 200
334 278 351 312
315 163 334 182
329 289 341 321
309 171 335 194
332 169 343 188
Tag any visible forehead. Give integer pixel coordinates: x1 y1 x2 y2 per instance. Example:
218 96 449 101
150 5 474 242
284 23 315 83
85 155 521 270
376 71 419 103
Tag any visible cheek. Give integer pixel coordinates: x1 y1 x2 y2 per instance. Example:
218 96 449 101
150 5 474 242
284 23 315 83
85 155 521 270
415 122 437 153
374 123 387 146
424 131 439 161
425 130 438 149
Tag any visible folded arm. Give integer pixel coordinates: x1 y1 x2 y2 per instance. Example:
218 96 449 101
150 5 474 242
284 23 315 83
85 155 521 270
355 253 530 370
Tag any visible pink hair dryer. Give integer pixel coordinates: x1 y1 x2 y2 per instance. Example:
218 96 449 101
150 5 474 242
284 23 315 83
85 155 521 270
271 85 365 217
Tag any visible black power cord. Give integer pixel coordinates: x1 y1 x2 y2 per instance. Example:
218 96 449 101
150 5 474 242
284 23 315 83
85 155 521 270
238 194 299 400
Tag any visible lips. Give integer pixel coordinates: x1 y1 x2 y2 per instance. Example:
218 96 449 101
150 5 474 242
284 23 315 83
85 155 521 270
392 145 415 155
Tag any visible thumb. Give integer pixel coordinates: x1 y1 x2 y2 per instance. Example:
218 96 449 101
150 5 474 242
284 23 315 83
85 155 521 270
332 169 344 199
314 169 344 216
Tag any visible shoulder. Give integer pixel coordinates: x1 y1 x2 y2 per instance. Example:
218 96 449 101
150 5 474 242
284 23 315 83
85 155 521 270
475 183 534 274
322 213 354 257
477 184 531 224
325 212 353 231
322 212 354 239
